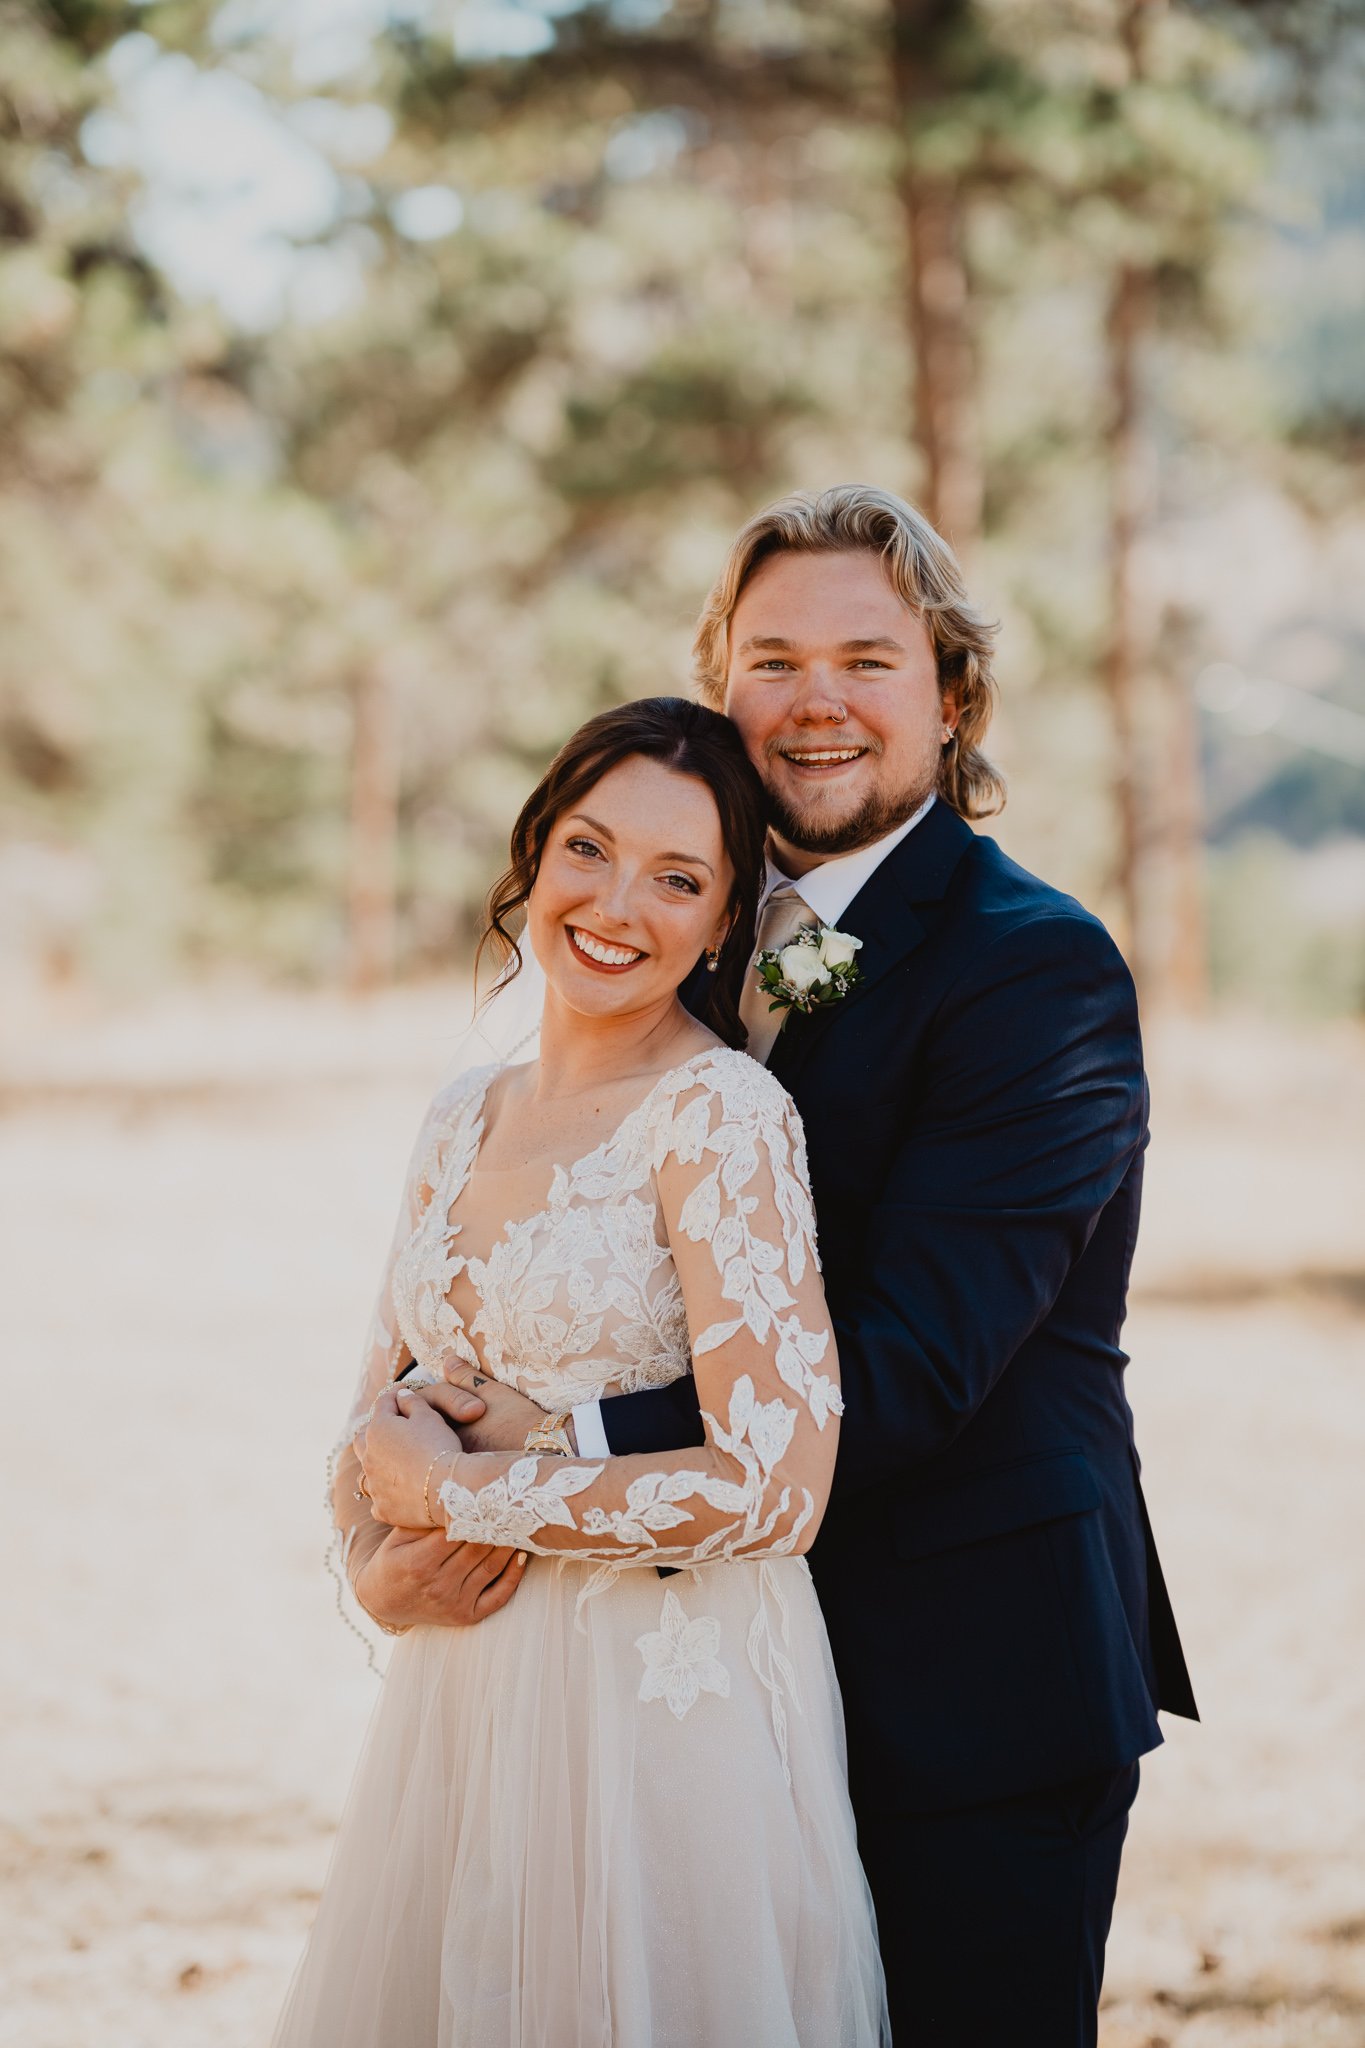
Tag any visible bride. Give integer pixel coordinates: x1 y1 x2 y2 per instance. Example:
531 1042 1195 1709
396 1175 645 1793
273 696 888 2048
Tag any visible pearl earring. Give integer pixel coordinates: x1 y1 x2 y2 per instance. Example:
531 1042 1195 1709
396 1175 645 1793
705 948 721 973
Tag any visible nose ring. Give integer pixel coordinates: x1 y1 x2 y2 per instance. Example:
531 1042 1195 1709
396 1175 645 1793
831 705 847 723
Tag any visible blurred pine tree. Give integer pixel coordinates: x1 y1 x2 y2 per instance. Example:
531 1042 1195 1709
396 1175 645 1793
0 0 1359 1011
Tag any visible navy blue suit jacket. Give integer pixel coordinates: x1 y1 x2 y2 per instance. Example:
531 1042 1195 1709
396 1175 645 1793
602 800 1197 1814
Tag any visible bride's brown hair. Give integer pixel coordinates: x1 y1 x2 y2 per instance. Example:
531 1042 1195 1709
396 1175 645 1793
478 696 769 1050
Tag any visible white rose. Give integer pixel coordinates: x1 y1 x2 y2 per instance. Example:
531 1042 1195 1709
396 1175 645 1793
818 927 863 970
777 943 825 992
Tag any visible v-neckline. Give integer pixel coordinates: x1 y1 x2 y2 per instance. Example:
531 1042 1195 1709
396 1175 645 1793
433 1047 723 1374
462 1045 721 1194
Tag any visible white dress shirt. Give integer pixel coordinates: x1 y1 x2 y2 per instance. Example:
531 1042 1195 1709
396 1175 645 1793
571 793 937 1459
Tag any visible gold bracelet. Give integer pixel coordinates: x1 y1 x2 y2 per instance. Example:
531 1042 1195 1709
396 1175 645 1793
423 1447 456 1527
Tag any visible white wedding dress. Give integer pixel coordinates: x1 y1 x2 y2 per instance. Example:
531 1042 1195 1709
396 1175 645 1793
274 1047 888 2048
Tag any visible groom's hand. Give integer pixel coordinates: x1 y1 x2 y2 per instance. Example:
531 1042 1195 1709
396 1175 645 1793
356 1524 527 1630
424 1368 575 1456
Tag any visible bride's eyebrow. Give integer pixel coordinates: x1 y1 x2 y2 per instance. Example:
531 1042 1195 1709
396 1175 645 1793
564 798 618 831
658 849 714 875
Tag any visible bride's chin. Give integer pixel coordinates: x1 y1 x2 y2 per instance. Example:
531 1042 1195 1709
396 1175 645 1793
553 978 649 1014
546 965 672 1016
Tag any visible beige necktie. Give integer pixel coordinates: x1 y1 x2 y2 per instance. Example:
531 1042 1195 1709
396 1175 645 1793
739 885 816 1065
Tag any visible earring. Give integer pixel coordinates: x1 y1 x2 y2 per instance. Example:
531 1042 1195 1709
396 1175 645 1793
705 948 721 973
942 727 957 745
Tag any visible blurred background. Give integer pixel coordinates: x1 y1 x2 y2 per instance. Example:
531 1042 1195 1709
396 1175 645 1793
1 2 1362 2044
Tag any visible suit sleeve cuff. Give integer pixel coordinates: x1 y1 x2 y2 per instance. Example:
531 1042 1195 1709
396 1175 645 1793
571 1401 611 1461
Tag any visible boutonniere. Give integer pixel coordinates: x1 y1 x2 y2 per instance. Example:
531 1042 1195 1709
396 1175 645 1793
754 923 864 1017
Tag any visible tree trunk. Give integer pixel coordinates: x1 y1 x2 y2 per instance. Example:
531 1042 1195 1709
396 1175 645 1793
889 0 983 553
1102 260 1147 984
901 170 982 549
1162 657 1210 1011
346 659 400 994
1103 0 1211 1007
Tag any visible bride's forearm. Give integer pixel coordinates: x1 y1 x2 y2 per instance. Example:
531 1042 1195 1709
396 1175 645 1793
436 1428 833 1567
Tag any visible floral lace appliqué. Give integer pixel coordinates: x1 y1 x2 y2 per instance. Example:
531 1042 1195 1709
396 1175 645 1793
401 1051 840 1579
389 1064 704 1410
636 1590 731 1721
336 1046 842 1767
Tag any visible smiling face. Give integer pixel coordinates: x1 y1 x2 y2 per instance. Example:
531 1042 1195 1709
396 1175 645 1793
527 754 735 1022
723 549 954 871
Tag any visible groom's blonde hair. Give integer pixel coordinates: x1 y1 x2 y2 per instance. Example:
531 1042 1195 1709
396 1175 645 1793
693 484 1005 820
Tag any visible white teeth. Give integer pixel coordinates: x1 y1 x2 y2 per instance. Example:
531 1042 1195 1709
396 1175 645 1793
785 749 864 764
570 928 644 967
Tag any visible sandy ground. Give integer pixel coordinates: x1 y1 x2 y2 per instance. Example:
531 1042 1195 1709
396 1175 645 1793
1 984 1362 2048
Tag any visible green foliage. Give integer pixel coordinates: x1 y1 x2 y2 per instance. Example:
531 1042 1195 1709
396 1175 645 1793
0 0 1360 1010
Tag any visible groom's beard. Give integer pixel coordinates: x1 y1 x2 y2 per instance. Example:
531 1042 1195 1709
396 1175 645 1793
762 759 939 859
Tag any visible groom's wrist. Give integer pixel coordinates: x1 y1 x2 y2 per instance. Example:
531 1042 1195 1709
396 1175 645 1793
354 1554 412 1637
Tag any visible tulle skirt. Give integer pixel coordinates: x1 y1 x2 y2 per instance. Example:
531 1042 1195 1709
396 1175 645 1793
273 1555 888 2047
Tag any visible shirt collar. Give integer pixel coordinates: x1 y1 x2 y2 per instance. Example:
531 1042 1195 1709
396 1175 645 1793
761 793 937 931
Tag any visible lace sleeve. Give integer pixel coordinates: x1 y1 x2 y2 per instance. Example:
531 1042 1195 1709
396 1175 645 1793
436 1056 842 1566
327 1079 475 1651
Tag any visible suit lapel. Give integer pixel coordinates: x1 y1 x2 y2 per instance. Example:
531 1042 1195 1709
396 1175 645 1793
769 801 975 1089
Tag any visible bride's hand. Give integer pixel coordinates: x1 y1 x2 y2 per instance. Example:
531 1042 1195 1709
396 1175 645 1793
355 1386 462 1528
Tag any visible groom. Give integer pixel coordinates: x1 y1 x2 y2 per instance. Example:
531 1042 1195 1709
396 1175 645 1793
370 484 1197 2045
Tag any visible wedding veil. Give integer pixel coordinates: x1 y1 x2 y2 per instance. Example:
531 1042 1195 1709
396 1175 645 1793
437 940 545 1085
327 941 547 1669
